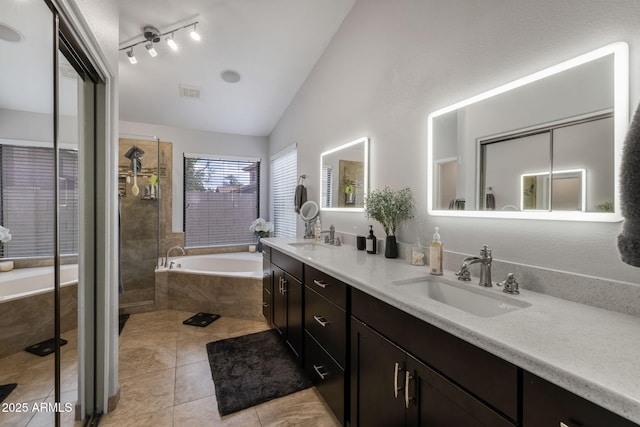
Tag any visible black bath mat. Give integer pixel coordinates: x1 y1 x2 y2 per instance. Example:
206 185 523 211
119 314 130 335
0 383 17 403
206 329 312 415
183 312 220 327
24 338 68 357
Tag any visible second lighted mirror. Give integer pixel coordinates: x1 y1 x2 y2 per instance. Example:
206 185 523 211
428 42 628 221
320 137 369 211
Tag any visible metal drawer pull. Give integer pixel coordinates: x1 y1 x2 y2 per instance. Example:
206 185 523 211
393 362 402 398
313 315 330 327
404 370 413 408
281 279 287 294
313 364 329 380
313 279 328 289
262 302 269 308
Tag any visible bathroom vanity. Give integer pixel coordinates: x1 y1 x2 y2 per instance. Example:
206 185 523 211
262 238 640 427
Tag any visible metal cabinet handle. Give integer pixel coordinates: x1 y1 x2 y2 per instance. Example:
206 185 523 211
313 364 329 380
281 279 287 294
404 370 414 408
262 302 269 308
313 315 330 327
313 279 328 289
393 362 402 398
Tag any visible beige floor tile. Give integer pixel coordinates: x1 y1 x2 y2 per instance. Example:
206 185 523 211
255 388 341 427
175 333 227 366
118 340 177 380
174 360 215 405
173 395 261 427
107 367 175 422
100 406 174 427
27 389 80 427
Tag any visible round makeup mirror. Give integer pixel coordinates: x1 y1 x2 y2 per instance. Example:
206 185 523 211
299 200 319 222
299 200 319 239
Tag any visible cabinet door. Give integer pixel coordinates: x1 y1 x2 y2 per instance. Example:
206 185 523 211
523 371 638 427
286 272 303 358
262 255 272 324
406 355 514 427
351 319 406 427
272 265 287 336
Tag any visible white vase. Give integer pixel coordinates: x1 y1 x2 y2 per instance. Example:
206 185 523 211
0 261 14 272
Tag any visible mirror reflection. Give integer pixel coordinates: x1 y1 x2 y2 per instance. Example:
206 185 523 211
428 42 628 221
320 136 368 211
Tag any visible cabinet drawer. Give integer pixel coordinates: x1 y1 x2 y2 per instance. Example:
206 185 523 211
352 288 518 422
272 249 303 281
305 331 345 425
523 371 638 427
304 265 347 309
305 287 347 368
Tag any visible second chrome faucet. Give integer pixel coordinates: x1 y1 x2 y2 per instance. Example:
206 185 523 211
456 245 493 287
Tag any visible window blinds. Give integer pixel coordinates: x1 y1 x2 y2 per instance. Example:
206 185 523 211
0 144 78 258
183 155 260 247
271 147 297 237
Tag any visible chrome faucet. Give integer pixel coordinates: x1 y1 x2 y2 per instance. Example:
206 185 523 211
164 245 186 268
456 245 493 287
320 225 336 245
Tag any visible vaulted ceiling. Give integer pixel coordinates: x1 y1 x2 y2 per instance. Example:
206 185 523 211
118 0 355 136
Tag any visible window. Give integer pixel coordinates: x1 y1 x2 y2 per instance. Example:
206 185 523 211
184 154 260 247
0 144 78 258
271 146 297 237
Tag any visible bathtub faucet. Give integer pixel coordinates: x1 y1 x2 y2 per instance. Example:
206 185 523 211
164 245 186 268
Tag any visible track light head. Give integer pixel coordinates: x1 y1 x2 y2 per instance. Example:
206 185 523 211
145 42 157 57
126 49 137 64
190 23 201 41
166 34 178 51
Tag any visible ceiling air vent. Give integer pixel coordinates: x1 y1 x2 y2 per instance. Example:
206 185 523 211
179 84 201 99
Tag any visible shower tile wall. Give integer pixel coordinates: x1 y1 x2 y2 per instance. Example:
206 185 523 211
119 138 185 310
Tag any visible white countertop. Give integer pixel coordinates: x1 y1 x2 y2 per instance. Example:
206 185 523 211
263 237 640 424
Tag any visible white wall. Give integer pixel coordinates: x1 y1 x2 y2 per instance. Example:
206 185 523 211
269 0 640 284
119 120 269 233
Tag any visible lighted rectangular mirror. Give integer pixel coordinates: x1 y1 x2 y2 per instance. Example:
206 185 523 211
320 136 369 211
428 42 628 221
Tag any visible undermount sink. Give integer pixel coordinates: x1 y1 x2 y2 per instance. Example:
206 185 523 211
287 242 331 250
392 277 530 317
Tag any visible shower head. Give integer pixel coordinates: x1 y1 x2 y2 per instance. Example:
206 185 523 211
124 145 145 160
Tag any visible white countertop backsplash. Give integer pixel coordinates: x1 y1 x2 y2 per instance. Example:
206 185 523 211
262 237 640 425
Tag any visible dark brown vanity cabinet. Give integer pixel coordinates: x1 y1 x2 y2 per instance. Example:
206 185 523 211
350 319 514 427
271 249 304 358
350 288 518 427
262 246 272 325
523 372 639 427
303 265 349 425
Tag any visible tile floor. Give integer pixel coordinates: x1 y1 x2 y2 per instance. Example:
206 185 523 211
0 310 341 427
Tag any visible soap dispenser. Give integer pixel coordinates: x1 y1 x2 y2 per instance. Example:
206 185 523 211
366 225 377 254
314 220 322 243
430 227 443 275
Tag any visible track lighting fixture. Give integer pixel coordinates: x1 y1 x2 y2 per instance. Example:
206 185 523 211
119 18 200 64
